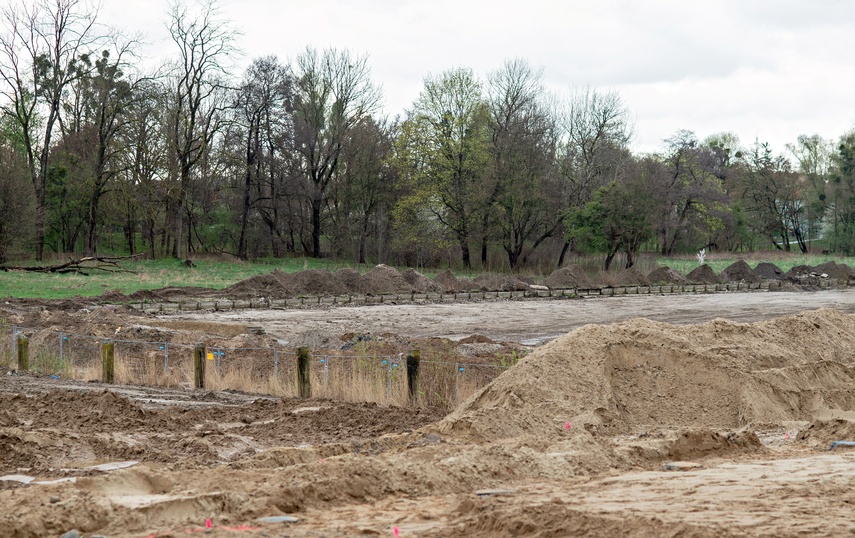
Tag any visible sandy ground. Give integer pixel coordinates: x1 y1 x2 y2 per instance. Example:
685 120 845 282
5 289 855 537
168 288 855 345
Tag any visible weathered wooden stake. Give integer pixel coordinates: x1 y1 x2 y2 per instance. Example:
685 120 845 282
16 334 28 371
101 340 115 383
194 343 206 389
407 350 421 405
297 347 311 398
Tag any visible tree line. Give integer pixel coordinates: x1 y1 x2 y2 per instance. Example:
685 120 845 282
2 0 854 270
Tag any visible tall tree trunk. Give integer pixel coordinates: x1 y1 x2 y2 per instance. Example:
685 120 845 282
604 249 617 271
358 213 370 264
84 191 101 256
238 129 255 260
34 183 46 260
458 230 471 269
172 163 190 259
557 241 570 268
311 197 322 258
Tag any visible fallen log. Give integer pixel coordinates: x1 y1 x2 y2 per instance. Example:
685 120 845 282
1 254 142 275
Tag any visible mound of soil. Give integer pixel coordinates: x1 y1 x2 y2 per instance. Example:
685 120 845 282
753 262 785 280
433 270 461 292
221 269 291 298
473 274 529 292
646 266 687 285
433 308 855 442
401 268 442 293
458 334 495 344
128 286 217 301
796 418 855 446
666 429 763 460
361 265 413 294
613 266 650 286
544 265 596 289
289 269 348 296
719 260 760 283
787 264 815 279
813 261 851 282
686 264 719 284
334 268 364 294
456 277 479 292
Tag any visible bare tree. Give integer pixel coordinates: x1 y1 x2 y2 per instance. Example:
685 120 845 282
738 142 807 252
328 116 395 264
655 130 731 255
165 0 236 258
234 55 292 259
291 47 382 258
0 0 100 259
486 58 560 269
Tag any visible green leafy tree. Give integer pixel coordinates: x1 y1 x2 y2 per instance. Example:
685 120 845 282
556 88 632 266
565 158 656 270
655 130 732 255
395 67 491 268
828 132 855 254
0 0 100 258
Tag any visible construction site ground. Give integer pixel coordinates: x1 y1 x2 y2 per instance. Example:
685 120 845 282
3 287 855 537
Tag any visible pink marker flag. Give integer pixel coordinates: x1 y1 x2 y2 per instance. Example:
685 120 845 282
564 421 571 430
785 432 790 440
394 526 400 537
206 518 212 529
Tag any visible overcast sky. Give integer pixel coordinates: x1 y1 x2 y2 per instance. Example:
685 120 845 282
100 0 855 155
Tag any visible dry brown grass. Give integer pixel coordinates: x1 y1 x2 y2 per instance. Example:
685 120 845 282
5 327 502 409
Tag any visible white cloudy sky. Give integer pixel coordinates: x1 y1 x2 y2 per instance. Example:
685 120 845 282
100 0 855 154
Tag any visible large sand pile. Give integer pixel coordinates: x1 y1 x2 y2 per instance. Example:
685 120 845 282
434 308 855 442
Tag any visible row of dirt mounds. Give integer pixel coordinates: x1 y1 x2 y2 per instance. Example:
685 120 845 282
542 260 853 289
614 259 854 287
433 308 855 442
107 259 855 303
131 265 532 300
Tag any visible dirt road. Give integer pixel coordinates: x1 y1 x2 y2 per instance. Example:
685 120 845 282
168 288 855 345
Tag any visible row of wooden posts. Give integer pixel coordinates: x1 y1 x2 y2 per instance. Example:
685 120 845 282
13 334 423 404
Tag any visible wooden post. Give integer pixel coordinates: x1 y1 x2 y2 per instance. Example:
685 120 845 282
101 340 114 383
16 334 28 371
407 350 421 405
194 343 206 389
297 347 311 398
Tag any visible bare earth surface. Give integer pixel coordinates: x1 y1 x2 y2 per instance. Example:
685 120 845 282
5 289 855 537
170 288 855 344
